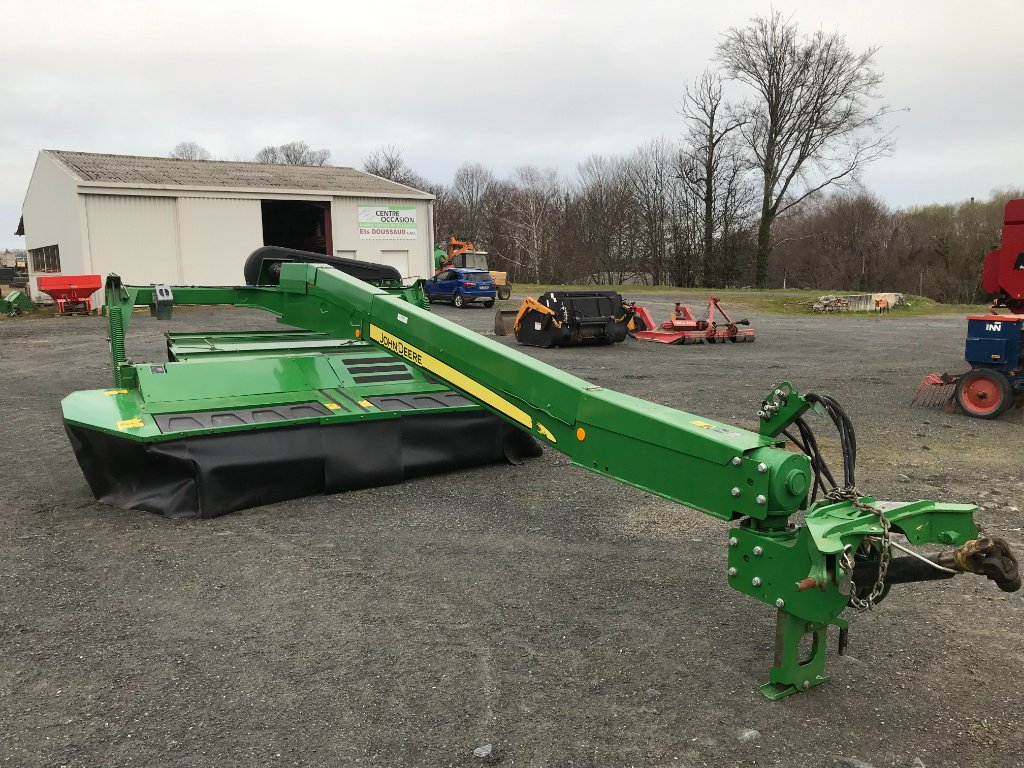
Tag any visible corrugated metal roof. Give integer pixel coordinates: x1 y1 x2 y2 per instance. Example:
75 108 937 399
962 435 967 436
45 150 433 198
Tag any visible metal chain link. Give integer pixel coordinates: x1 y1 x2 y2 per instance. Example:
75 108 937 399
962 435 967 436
830 487 892 611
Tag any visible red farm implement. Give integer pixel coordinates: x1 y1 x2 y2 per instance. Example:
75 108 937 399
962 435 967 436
633 296 754 345
36 275 102 316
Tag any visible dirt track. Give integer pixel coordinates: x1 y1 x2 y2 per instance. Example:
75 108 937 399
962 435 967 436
1 294 1022 768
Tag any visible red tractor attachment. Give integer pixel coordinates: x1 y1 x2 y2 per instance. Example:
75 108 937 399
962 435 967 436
633 297 754 345
36 275 102 316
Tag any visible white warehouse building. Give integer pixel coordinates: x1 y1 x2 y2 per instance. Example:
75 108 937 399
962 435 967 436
18 150 435 298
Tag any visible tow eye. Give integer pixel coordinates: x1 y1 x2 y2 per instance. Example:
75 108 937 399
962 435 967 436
941 536 1021 592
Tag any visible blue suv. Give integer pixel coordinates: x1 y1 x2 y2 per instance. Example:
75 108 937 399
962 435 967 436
424 268 497 308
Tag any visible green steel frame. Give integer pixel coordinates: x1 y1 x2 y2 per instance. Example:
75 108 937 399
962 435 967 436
82 266 998 697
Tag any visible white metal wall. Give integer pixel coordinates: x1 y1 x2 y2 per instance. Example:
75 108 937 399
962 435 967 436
21 153 89 287
84 195 180 284
331 196 434 279
177 197 263 284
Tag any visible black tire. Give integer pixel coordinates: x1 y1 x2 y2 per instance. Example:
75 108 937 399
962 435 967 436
498 287 512 301
483 299 495 308
453 293 466 309
955 369 1013 419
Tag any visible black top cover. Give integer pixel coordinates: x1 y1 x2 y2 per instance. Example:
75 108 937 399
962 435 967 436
244 246 403 286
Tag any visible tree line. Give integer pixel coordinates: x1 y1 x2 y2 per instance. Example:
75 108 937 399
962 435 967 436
169 13 1016 302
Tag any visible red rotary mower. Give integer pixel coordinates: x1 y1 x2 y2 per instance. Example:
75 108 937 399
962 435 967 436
633 296 755 345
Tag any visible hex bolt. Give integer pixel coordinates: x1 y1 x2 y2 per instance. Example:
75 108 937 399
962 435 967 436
756 494 767 505
728 536 738 547
731 487 741 497
728 567 737 577
751 577 761 587
775 598 785 608
753 546 763 557
731 456 742 466
757 462 768 473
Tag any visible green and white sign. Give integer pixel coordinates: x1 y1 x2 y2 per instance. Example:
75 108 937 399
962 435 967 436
358 205 418 240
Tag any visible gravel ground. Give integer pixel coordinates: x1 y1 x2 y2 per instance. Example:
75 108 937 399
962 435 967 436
1 293 1022 768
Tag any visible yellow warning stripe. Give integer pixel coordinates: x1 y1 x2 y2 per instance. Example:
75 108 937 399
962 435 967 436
117 417 145 431
369 324 533 430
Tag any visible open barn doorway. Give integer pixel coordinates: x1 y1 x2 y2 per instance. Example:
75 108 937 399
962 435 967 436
261 200 332 254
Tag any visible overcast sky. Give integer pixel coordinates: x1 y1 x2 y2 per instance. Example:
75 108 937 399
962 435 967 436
4 0 1023 250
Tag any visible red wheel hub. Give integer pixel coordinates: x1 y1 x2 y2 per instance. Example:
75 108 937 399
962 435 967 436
961 376 1003 415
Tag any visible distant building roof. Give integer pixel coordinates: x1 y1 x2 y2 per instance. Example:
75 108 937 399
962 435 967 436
44 150 433 199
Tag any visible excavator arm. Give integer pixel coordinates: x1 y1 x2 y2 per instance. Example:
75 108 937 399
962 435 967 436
99 262 1021 698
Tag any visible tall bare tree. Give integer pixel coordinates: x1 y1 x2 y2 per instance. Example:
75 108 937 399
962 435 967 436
448 162 497 240
505 166 562 283
575 156 633 283
678 70 749 285
168 141 211 161
255 141 331 166
716 12 894 287
627 139 679 285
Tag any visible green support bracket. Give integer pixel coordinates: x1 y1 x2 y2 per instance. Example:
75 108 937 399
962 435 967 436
757 381 811 437
760 611 848 700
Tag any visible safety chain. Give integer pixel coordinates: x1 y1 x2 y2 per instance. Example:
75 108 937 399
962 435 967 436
830 487 892 611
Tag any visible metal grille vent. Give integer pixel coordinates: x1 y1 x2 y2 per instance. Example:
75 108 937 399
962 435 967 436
342 355 416 384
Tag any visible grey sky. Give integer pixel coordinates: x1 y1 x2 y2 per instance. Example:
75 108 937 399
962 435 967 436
4 0 1022 250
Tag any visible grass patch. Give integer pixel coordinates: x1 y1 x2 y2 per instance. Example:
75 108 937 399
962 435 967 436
512 284 987 318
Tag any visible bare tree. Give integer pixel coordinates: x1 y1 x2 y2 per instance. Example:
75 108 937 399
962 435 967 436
678 70 750 285
575 155 633 283
254 145 283 164
716 12 895 287
448 162 497 240
254 141 331 166
168 141 211 161
504 166 562 283
362 144 428 188
627 139 679 285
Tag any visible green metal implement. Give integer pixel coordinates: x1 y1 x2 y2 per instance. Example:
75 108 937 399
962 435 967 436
0 289 32 315
62 263 1020 698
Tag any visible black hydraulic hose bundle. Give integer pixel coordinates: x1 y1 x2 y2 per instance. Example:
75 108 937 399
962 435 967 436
783 393 858 503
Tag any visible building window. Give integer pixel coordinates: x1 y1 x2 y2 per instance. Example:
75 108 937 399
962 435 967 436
29 245 61 273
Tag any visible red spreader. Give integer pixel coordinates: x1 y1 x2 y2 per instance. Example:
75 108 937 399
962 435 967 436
36 275 102 316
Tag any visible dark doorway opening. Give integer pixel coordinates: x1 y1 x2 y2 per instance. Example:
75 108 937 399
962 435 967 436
261 200 333 254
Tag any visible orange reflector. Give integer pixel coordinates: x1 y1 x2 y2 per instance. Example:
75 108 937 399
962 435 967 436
576 427 586 441
355 328 361 338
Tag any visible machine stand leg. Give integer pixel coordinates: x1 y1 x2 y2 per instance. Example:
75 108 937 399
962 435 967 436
759 610 831 700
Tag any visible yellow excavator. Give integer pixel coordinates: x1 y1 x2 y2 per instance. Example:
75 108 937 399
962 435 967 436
434 237 512 300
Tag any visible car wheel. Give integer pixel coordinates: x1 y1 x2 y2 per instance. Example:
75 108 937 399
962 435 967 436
955 368 1013 419
453 293 466 309
498 287 511 301
483 299 495 308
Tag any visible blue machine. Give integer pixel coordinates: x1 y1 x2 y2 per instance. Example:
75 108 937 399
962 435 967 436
957 313 1024 418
